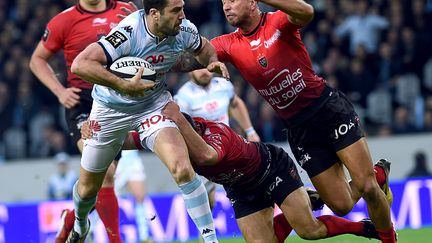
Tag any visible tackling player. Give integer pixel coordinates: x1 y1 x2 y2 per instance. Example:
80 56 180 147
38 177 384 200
29 1 136 242
174 68 260 213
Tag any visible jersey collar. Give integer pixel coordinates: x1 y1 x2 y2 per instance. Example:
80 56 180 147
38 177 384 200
242 13 267 37
76 0 115 14
142 14 168 45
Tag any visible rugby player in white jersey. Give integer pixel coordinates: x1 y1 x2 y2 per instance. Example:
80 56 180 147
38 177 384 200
67 0 229 242
174 68 260 212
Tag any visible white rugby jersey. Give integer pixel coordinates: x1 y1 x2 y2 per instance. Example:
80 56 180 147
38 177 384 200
94 10 202 112
174 77 234 125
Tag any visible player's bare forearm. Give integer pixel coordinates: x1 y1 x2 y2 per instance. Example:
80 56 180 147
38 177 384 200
194 37 219 67
171 52 205 72
258 0 314 26
176 116 219 165
162 102 219 165
71 43 125 90
29 42 64 96
229 96 254 132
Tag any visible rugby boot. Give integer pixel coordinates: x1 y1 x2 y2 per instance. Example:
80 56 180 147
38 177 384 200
375 159 393 205
306 187 324 211
55 209 74 243
66 220 90 243
360 218 380 240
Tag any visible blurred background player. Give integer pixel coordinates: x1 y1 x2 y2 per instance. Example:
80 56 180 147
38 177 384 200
406 150 432 178
116 150 152 243
174 68 260 211
29 0 136 242
48 152 78 200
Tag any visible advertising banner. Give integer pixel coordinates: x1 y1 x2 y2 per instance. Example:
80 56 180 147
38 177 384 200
1 178 431 242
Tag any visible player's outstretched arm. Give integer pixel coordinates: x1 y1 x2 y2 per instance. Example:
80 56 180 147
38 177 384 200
170 52 205 72
229 95 260 142
162 102 219 165
258 0 314 26
194 37 230 80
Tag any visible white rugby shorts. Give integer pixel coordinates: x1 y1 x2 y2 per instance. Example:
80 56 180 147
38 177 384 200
81 91 177 173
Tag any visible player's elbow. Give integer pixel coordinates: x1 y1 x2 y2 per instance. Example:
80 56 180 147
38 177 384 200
194 150 218 166
29 57 36 73
194 154 212 165
29 54 40 73
301 4 314 23
71 56 84 76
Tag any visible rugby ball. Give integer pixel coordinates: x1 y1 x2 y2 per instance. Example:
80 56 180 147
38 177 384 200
108 56 156 83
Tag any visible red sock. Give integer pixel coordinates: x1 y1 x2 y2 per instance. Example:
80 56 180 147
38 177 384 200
273 213 293 242
374 165 386 187
96 187 121 242
317 215 364 237
65 209 75 230
377 227 397 243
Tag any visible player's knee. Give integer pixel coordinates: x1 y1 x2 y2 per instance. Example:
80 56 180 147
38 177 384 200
353 172 376 194
361 179 381 202
170 159 195 184
78 181 100 199
326 201 353 216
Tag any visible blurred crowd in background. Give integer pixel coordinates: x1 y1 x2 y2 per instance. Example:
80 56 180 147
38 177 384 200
0 0 432 161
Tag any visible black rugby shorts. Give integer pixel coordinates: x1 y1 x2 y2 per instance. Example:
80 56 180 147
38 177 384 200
287 89 364 178
225 144 303 219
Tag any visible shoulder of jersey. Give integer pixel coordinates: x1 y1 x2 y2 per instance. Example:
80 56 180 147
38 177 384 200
52 5 78 21
118 10 142 26
212 77 233 88
179 19 199 35
177 81 196 94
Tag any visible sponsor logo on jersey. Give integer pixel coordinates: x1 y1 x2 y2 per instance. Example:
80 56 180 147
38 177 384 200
92 17 107 26
257 68 306 109
145 55 165 64
180 26 198 36
105 30 128 48
250 38 262 50
258 54 268 68
122 25 133 36
264 29 281 48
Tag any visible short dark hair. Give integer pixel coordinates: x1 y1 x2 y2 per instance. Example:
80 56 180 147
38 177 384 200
181 112 196 129
142 0 168 14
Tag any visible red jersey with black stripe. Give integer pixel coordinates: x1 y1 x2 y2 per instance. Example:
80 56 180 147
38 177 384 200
211 11 326 119
42 0 132 89
192 117 261 187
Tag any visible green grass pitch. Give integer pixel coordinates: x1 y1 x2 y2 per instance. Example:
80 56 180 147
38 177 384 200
174 227 432 243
